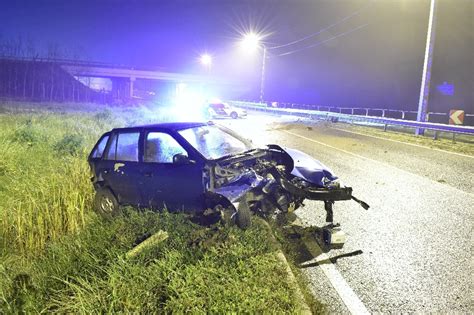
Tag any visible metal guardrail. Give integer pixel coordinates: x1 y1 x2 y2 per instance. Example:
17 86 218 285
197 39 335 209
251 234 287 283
234 100 474 124
229 101 474 136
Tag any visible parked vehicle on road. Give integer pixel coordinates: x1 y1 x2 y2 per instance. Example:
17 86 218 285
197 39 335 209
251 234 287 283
88 122 368 231
207 102 247 119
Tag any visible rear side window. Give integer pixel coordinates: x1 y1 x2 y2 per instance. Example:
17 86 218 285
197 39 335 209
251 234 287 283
144 132 187 163
91 135 109 158
105 134 117 160
105 132 140 162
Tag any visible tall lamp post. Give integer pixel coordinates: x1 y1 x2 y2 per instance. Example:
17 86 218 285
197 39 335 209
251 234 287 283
241 33 266 103
199 53 212 100
416 0 438 136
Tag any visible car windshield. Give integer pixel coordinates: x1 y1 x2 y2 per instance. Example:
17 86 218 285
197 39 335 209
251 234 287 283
178 125 253 160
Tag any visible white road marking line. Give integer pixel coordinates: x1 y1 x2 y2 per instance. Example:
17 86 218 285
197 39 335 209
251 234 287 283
330 126 474 159
283 130 474 197
301 235 370 315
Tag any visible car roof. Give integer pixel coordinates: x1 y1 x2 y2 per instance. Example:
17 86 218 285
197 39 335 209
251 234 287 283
111 121 211 132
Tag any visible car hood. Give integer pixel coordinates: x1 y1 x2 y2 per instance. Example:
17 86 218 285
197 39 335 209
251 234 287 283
284 147 338 187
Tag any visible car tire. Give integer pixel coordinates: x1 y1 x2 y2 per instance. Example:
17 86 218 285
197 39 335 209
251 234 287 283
236 201 251 229
230 111 238 119
93 187 120 219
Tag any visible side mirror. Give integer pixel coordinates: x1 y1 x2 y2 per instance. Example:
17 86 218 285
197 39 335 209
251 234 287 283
173 153 194 165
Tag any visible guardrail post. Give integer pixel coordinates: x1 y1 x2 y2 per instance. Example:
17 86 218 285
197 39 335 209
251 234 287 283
384 124 387 132
382 109 386 117
426 113 430 122
365 109 369 116
351 108 354 115
433 131 438 140
402 111 406 119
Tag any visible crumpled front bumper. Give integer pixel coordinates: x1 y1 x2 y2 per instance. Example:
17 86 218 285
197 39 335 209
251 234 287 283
268 167 352 201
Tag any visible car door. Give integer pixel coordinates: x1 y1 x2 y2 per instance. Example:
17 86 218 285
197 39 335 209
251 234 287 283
99 130 142 205
139 130 205 212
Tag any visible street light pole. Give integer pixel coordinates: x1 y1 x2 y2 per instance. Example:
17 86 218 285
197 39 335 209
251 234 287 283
416 0 438 136
199 53 212 99
260 46 267 104
240 33 268 103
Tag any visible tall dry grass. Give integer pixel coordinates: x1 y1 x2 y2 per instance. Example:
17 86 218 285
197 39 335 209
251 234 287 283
0 102 185 254
0 111 115 254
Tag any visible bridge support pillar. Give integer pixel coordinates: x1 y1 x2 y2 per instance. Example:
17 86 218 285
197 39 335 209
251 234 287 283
111 78 134 100
129 77 135 98
111 78 122 99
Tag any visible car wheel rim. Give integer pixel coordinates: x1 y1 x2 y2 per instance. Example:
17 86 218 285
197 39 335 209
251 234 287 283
101 196 114 213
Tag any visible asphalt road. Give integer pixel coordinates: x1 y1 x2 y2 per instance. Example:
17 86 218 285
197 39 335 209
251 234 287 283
223 113 474 313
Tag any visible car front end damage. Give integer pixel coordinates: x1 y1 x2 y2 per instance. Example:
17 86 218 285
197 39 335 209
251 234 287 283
203 144 369 247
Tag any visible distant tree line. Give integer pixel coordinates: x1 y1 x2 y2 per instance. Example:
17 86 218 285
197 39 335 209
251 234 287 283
0 36 109 103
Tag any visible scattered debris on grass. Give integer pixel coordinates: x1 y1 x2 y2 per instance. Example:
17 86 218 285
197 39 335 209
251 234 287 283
126 230 169 259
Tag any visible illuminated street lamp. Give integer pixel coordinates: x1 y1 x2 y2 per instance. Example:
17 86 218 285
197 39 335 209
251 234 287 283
241 32 267 103
240 33 261 52
200 53 212 67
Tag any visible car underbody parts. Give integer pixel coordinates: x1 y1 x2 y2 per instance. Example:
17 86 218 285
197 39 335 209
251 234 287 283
351 195 370 210
324 200 334 223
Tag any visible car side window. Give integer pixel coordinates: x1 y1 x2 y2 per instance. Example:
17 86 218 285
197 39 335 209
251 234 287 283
116 132 140 162
105 134 117 160
105 132 140 162
144 132 187 163
91 135 109 158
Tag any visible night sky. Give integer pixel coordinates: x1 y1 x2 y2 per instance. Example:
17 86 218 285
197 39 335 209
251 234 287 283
1 0 472 112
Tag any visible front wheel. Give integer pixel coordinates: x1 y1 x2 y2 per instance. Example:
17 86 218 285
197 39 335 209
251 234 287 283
93 187 120 219
230 111 238 119
236 201 251 229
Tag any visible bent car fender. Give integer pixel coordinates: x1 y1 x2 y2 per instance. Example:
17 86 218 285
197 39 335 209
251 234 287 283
283 147 338 187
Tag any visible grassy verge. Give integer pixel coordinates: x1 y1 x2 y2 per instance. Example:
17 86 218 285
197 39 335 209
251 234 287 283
0 102 321 313
1 210 307 313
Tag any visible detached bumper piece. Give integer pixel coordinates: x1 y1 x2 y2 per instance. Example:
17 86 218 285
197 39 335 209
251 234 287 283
269 168 352 201
269 167 369 225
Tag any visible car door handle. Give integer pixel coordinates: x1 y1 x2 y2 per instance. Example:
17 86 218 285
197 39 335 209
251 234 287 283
143 172 153 177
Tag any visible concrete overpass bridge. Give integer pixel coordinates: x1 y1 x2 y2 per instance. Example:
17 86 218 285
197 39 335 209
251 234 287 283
0 57 245 101
58 59 228 98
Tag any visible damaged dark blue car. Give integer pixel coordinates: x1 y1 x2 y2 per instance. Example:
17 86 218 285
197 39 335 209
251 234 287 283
88 122 368 230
